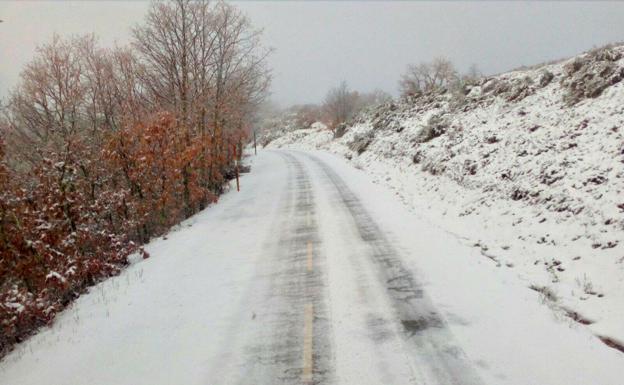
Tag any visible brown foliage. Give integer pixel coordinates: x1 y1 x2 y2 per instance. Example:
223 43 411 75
0 110 236 356
0 0 269 358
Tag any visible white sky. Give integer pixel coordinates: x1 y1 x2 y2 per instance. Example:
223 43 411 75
1 1 624 106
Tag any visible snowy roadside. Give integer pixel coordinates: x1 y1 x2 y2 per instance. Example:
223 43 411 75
265 46 624 355
0 153 284 384
269 127 624 356
3 148 621 385
304 149 623 384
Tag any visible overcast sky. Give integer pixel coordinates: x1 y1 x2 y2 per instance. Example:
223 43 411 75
1 1 624 106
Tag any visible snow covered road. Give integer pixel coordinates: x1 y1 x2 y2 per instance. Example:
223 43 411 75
1 150 622 385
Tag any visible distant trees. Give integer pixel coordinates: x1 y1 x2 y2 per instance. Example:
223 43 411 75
462 63 482 85
357 88 393 108
321 82 391 134
322 81 360 131
0 0 269 356
292 104 324 129
257 85 391 144
399 57 484 99
399 57 458 96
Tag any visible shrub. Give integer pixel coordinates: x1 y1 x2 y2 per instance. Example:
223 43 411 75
561 48 624 105
348 131 375 154
417 114 448 143
538 70 554 87
334 123 348 139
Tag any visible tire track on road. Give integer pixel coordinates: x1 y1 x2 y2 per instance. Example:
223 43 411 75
239 153 332 385
301 152 483 385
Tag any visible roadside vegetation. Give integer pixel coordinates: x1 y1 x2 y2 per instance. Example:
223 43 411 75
0 0 270 357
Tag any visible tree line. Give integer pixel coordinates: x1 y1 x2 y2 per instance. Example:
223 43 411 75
262 57 480 140
259 84 392 138
0 0 270 356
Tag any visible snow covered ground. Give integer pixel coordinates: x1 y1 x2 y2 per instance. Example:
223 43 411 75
266 45 624 357
0 150 622 384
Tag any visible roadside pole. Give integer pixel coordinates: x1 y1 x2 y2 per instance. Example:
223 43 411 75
253 130 257 155
234 143 240 192
235 158 240 191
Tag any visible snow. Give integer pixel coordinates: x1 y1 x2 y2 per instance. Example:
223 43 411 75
4 303 25 314
0 153 288 384
45 271 66 283
1 46 623 384
306 150 623 384
266 45 624 356
0 149 622 384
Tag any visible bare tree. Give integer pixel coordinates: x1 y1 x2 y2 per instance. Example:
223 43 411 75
7 35 87 144
132 0 270 138
109 46 149 124
133 0 211 131
431 57 458 88
2 34 147 168
2 35 101 168
322 81 359 132
291 104 323 129
357 89 393 110
462 63 482 84
209 1 271 138
399 63 427 96
399 56 458 97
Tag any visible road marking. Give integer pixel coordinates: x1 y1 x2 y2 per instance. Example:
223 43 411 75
307 241 313 272
303 303 314 383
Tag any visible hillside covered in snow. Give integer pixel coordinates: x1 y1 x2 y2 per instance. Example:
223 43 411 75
265 45 624 353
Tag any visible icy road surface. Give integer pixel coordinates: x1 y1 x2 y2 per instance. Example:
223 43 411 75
0 150 621 385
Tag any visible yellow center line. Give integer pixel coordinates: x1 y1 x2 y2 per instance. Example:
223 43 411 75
306 241 313 272
302 303 314 383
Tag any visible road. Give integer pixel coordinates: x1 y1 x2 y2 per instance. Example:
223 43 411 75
217 151 482 384
1 150 622 385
